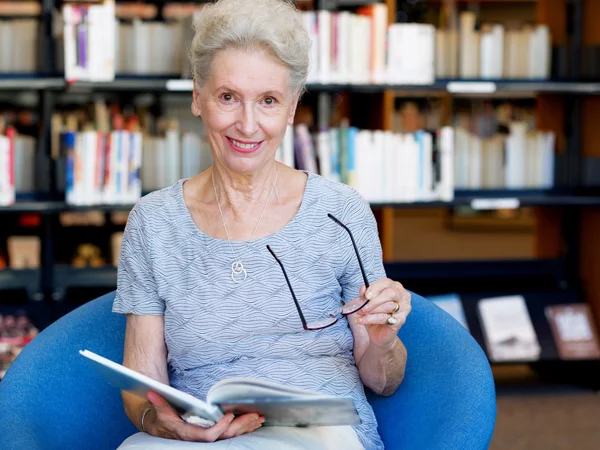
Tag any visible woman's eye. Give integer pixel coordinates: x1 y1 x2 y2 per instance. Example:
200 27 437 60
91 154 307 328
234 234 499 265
220 93 235 102
263 97 276 106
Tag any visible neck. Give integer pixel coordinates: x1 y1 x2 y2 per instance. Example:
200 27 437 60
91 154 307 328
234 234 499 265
211 162 279 214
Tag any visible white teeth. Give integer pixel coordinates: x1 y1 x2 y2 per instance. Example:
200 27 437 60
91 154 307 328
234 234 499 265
231 139 259 149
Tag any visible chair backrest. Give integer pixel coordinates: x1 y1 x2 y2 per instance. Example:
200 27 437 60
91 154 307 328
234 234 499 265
0 291 496 450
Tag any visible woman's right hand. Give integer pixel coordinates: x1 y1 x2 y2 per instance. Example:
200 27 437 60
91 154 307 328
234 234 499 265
144 391 265 442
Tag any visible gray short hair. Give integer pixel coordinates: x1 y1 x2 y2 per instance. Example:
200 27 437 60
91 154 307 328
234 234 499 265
189 0 311 95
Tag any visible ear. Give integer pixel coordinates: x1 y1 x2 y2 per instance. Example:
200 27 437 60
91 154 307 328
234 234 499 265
191 79 202 117
287 93 300 126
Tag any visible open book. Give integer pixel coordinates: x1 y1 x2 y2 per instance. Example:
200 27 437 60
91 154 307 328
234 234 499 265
80 350 360 427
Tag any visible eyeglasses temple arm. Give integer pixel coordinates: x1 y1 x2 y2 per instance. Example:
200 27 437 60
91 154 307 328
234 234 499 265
327 214 370 290
266 245 309 329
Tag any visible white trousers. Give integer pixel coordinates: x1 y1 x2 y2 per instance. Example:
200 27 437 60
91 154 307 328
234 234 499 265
117 426 364 450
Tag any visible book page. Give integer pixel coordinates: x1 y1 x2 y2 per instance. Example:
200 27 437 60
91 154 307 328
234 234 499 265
80 350 223 422
207 378 331 404
207 378 359 427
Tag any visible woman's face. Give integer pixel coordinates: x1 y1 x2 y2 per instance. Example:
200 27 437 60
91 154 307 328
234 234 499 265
192 47 299 175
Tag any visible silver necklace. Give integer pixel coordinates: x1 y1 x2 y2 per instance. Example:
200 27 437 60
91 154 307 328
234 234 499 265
212 168 278 283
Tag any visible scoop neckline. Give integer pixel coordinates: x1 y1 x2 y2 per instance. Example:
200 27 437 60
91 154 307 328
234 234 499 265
177 170 315 245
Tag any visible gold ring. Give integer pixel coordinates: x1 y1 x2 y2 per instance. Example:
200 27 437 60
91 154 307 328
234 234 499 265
391 301 400 314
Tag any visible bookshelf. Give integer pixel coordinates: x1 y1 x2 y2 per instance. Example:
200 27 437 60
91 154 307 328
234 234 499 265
0 0 600 376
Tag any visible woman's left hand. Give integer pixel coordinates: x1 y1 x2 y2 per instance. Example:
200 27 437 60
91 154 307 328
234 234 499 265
348 278 411 348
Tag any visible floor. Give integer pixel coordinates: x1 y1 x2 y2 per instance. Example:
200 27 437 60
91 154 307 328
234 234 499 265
492 393 600 449
490 365 600 449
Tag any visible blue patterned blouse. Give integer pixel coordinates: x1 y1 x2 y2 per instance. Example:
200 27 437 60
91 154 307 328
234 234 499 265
113 172 387 449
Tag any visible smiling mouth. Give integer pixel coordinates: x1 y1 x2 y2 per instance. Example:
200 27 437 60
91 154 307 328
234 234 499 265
227 137 263 151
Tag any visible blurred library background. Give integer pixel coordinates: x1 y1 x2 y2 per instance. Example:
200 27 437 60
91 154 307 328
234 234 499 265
1 0 600 447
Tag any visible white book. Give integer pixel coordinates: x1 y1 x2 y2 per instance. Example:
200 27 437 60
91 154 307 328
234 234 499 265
338 12 351 84
435 29 448 78
477 295 541 362
88 3 116 82
80 349 360 427
62 5 78 82
372 131 385 202
505 122 527 188
133 18 150 74
14 136 36 193
302 12 319 84
528 25 551 79
404 134 419 203
480 24 504 79
525 133 537 188
383 132 396 203
81 131 98 205
503 30 521 78
388 24 435 85
415 131 433 201
353 130 370 199
0 135 14 206
468 135 482 189
351 16 371 85
12 19 38 72
429 294 469 331
0 21 11 72
459 12 479 78
390 133 403 202
370 4 388 84
118 22 132 73
482 136 505 189
438 127 454 202
317 10 331 84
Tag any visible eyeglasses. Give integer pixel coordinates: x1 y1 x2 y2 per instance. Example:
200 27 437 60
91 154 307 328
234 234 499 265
267 213 371 331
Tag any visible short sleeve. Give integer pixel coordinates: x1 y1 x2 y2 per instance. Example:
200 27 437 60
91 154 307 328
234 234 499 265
339 193 387 302
112 204 165 315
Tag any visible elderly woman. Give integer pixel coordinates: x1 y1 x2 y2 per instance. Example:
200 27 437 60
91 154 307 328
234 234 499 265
113 0 411 449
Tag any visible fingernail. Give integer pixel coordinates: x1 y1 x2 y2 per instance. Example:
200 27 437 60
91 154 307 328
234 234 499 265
259 417 266 423
366 291 373 300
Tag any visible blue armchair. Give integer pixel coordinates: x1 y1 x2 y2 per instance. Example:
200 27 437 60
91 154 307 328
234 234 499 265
0 291 496 450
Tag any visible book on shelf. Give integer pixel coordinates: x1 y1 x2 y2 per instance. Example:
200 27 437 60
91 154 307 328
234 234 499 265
62 0 116 82
436 11 551 80
294 123 454 204
58 128 143 206
545 304 600 360
0 126 15 206
141 120 213 193
452 125 555 190
477 295 541 362
428 293 469 332
0 18 38 73
80 349 360 427
0 114 37 203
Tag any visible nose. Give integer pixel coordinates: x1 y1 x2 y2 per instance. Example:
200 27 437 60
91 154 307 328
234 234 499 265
237 101 259 137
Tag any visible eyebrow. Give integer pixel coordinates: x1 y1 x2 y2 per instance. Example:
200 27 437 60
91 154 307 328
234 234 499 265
216 85 285 98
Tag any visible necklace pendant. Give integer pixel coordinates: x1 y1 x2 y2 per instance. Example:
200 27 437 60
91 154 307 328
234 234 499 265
231 261 247 283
